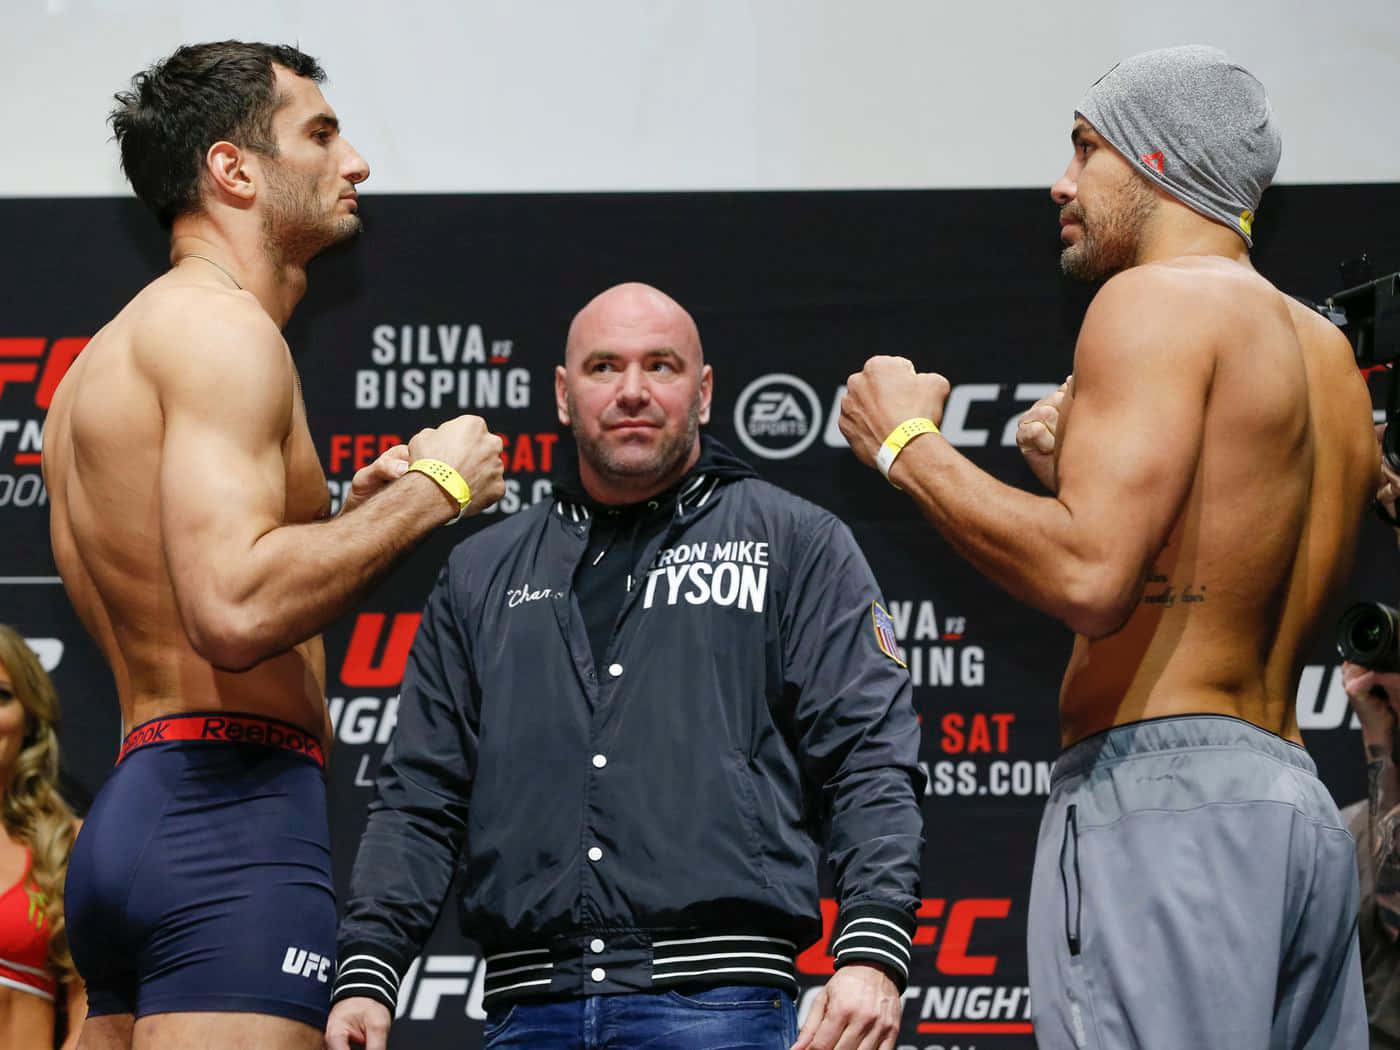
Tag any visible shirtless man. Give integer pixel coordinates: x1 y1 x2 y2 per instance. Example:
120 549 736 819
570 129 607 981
41 42 504 1050
840 46 1376 1048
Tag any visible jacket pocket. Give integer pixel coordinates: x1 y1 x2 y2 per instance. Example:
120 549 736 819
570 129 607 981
729 748 773 888
1059 804 1083 957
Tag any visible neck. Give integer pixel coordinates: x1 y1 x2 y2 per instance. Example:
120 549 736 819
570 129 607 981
1133 201 1253 270
578 443 702 506
169 221 309 329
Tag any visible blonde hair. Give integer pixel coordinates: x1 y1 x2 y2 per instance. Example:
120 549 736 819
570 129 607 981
0 626 77 983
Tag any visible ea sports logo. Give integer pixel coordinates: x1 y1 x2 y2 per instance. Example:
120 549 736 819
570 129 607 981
733 373 822 460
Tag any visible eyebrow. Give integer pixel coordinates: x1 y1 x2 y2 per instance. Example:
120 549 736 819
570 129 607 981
303 112 340 134
1071 122 1091 147
586 347 682 362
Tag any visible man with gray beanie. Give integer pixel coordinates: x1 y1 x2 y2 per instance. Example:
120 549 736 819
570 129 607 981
840 44 1377 1048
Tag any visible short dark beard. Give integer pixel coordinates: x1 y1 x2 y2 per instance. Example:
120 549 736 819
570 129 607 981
569 390 703 492
260 159 361 269
1059 173 1158 282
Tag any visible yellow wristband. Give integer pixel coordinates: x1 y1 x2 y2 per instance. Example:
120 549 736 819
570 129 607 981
408 459 471 523
875 418 939 486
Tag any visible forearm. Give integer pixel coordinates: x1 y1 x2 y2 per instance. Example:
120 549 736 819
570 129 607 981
825 766 923 989
189 473 455 669
888 436 1132 637
334 804 465 1008
1368 733 1400 866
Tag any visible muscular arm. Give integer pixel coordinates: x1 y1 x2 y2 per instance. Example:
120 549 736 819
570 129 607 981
153 298 464 671
843 268 1211 638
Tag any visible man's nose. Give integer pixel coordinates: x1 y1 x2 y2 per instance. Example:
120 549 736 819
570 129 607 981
616 364 650 406
343 141 370 185
1050 166 1076 206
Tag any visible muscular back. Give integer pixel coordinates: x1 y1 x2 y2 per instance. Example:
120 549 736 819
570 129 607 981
44 271 331 740
1058 258 1378 744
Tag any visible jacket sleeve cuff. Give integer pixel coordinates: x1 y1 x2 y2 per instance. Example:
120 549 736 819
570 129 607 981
831 901 915 993
331 942 412 1012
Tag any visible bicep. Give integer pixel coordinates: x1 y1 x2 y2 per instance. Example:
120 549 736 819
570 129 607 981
155 322 295 606
1054 279 1212 572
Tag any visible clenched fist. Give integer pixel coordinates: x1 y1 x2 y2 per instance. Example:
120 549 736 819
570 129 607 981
839 356 949 471
407 415 506 518
1017 376 1072 493
340 444 412 517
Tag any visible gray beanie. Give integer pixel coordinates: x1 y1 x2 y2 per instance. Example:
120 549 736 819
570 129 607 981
1076 45 1281 247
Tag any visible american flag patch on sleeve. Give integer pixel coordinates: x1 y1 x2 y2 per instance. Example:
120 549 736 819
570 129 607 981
870 602 906 668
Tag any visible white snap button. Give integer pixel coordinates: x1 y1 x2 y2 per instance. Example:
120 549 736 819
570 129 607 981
591 967 606 982
592 754 607 769
588 846 603 862
590 938 605 953
608 663 623 677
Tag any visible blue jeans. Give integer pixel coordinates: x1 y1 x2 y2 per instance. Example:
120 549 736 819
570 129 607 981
482 985 798 1049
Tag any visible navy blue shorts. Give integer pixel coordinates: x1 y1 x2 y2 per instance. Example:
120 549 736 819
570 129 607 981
65 714 335 1028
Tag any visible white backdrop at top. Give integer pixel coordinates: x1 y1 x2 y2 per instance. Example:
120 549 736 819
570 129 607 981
2 0 1397 197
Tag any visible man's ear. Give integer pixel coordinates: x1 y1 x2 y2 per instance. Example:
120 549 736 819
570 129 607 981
204 140 257 205
556 365 572 427
697 364 713 425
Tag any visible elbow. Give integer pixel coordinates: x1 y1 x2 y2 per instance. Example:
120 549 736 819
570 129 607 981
1058 566 1138 640
185 603 275 672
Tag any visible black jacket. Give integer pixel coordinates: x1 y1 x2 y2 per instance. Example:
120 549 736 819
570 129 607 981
333 438 925 1010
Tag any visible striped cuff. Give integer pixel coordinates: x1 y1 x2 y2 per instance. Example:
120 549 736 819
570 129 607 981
830 901 915 992
330 945 405 1012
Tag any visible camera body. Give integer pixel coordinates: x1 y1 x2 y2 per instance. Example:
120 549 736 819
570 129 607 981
1337 602 1400 672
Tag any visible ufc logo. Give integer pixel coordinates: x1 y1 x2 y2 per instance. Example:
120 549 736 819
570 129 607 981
0 338 87 408
281 947 332 983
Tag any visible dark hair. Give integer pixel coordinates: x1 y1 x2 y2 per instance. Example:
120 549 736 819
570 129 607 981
110 41 325 229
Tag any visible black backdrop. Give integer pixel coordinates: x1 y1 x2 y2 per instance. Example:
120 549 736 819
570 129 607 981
3 186 1397 1048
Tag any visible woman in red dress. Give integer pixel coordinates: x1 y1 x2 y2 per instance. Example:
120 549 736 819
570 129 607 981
0 626 83 1049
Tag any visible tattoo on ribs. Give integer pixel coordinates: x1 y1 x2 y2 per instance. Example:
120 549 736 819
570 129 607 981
1140 572 1207 608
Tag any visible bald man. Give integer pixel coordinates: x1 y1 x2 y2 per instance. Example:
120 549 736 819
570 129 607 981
325 283 925 1050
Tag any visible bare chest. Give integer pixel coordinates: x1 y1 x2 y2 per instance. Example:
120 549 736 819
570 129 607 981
283 401 330 525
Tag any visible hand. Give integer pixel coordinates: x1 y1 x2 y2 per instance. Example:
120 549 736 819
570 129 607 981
339 444 411 516
1017 376 1072 492
791 963 901 1050
407 415 506 518
1376 424 1400 546
839 356 950 471
324 996 392 1050
1343 660 1400 745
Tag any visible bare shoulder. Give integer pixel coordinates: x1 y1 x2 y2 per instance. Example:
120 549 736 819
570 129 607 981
1281 294 1377 461
1281 292 1359 367
1075 261 1225 376
131 283 294 411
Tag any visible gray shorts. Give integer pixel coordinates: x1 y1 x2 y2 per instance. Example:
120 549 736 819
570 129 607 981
1028 715 1366 1049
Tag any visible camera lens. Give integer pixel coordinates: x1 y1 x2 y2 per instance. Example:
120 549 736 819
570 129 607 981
1354 618 1384 650
1338 602 1400 672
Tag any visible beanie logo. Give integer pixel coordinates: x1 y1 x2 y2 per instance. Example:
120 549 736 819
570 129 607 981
1140 151 1166 174
1238 210 1254 236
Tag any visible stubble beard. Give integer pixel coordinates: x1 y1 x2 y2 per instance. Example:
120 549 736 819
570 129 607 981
1059 175 1158 282
260 160 361 270
570 390 703 492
